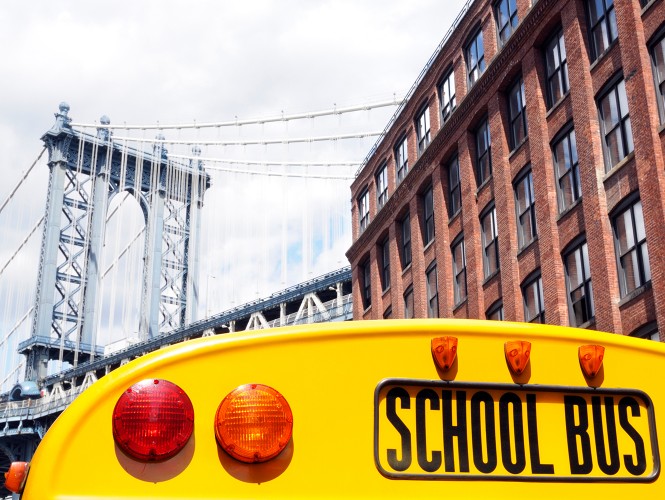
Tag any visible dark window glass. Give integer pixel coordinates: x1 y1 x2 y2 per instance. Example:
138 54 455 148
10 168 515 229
423 186 435 246
426 263 439 318
404 286 414 319
564 240 594 326
514 168 537 248
361 260 371 309
466 29 486 87
587 0 617 61
552 127 581 212
522 273 545 323
495 0 519 46
598 78 633 171
448 155 461 217
452 237 467 305
508 76 527 149
380 238 391 292
486 300 504 320
476 119 492 185
481 205 499 279
401 213 412 269
613 198 651 297
376 164 388 209
650 33 665 123
439 70 456 123
545 29 569 108
416 106 431 156
358 189 370 233
395 137 408 184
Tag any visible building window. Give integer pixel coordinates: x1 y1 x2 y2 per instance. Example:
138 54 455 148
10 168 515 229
416 106 431 156
650 32 665 123
448 155 461 218
358 189 370 233
361 259 372 310
426 263 439 318
383 306 393 319
612 197 651 297
452 236 467 306
395 136 409 184
380 238 391 292
545 29 569 108
481 205 499 279
495 0 518 47
476 118 492 186
439 69 456 123
598 78 633 171
486 300 504 320
632 322 660 342
466 28 486 88
522 272 545 323
423 186 435 246
552 127 581 213
587 0 617 61
376 163 388 209
404 286 414 319
514 167 537 249
563 240 594 326
508 76 528 150
401 213 412 269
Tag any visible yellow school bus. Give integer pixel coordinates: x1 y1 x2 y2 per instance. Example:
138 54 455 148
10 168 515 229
4 319 664 498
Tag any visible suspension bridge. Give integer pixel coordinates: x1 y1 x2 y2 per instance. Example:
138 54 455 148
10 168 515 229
0 96 403 474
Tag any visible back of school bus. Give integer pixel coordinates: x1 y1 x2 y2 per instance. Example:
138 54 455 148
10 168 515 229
8 319 664 498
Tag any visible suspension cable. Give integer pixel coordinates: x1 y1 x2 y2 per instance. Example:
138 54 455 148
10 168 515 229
70 97 404 130
168 154 358 167
0 215 44 280
110 131 382 147
0 147 46 217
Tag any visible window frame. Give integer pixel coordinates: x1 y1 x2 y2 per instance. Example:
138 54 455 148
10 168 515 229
544 28 569 109
586 0 618 62
452 234 467 306
466 27 486 88
380 237 391 292
438 68 457 123
611 195 651 297
447 155 462 218
423 185 435 246
395 135 409 184
494 0 518 47
522 271 545 323
361 258 372 310
401 212 412 269
551 125 581 213
508 76 528 150
475 118 492 186
486 300 504 320
358 188 370 233
426 262 439 318
403 286 414 319
375 163 388 209
514 166 537 249
480 204 500 279
563 238 595 326
597 76 633 172
416 105 431 156
650 29 665 124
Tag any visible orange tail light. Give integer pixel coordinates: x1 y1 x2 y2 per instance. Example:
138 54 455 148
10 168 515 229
579 344 605 378
214 384 293 463
431 336 458 371
504 340 531 376
4 461 29 494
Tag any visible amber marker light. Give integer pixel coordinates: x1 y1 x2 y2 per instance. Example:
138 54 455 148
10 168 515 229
504 340 531 376
431 336 458 371
215 384 293 463
112 379 194 462
579 344 605 378
3 461 29 494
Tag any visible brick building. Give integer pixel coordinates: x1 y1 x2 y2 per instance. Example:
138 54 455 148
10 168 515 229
346 0 665 340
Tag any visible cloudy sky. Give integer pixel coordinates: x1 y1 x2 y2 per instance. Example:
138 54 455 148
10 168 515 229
0 0 467 383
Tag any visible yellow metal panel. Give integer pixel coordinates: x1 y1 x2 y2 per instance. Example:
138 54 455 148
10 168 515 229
20 319 665 499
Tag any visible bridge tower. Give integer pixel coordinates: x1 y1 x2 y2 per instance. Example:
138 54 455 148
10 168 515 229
19 103 210 381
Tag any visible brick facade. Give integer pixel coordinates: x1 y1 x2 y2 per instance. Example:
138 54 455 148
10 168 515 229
347 0 665 341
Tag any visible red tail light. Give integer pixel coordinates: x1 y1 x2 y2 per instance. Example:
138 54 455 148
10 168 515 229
112 379 194 462
214 384 293 463
3 461 29 494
